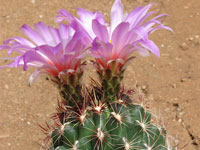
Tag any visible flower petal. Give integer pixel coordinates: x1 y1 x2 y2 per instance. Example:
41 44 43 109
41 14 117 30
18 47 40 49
133 45 150 57
55 9 74 23
91 37 113 59
134 11 156 27
20 24 46 46
0 56 24 68
149 25 173 34
92 19 109 43
110 0 123 34
22 50 48 70
58 24 75 49
34 22 59 47
35 44 64 69
140 40 160 57
125 4 153 29
3 37 35 47
111 22 129 52
7 45 32 55
65 38 86 57
28 70 47 86
49 26 61 45
77 8 105 25
0 45 11 50
76 8 98 39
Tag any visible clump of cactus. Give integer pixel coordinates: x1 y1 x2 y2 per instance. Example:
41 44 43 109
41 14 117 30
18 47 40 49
0 0 173 150
46 85 167 150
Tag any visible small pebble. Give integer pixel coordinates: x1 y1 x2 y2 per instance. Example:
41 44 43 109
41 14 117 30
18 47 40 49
31 0 35 3
171 84 176 88
173 98 178 102
179 42 188 50
194 35 200 45
27 121 31 125
164 108 170 112
141 85 147 90
173 103 179 107
179 112 184 116
181 78 187 82
0 134 9 138
5 84 9 89
7 143 11 146
161 44 165 48
189 37 194 41
178 119 182 123
175 57 182 61
39 15 43 18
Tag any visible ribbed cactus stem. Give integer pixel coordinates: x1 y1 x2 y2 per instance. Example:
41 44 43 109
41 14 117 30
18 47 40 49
50 102 167 150
57 71 83 107
96 60 126 102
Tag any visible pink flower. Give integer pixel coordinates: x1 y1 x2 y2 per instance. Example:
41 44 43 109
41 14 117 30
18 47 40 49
56 8 105 45
56 0 172 70
0 22 87 85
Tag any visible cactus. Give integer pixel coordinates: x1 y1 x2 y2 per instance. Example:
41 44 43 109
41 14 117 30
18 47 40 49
93 57 134 102
56 69 84 107
45 0 172 148
46 86 167 150
0 0 173 150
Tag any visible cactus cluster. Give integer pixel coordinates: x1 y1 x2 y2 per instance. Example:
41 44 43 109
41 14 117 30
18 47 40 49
48 88 167 150
0 0 173 150
43 61 168 150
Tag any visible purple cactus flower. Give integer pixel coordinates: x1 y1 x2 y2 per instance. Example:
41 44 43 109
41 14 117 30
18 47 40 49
56 0 172 70
56 8 106 45
0 22 87 85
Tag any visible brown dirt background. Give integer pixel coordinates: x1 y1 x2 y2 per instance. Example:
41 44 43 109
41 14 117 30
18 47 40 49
0 0 200 149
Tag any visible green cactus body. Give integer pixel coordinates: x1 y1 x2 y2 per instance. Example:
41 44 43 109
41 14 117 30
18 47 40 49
95 58 135 103
47 58 168 150
96 61 125 102
51 104 166 150
58 72 83 106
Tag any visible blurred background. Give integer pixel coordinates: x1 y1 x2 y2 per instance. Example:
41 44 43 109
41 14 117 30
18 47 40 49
0 0 200 149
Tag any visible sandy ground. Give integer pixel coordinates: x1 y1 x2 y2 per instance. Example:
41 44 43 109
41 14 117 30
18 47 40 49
0 0 200 150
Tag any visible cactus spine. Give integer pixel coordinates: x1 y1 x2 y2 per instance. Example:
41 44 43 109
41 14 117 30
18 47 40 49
49 97 166 150
45 62 168 150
